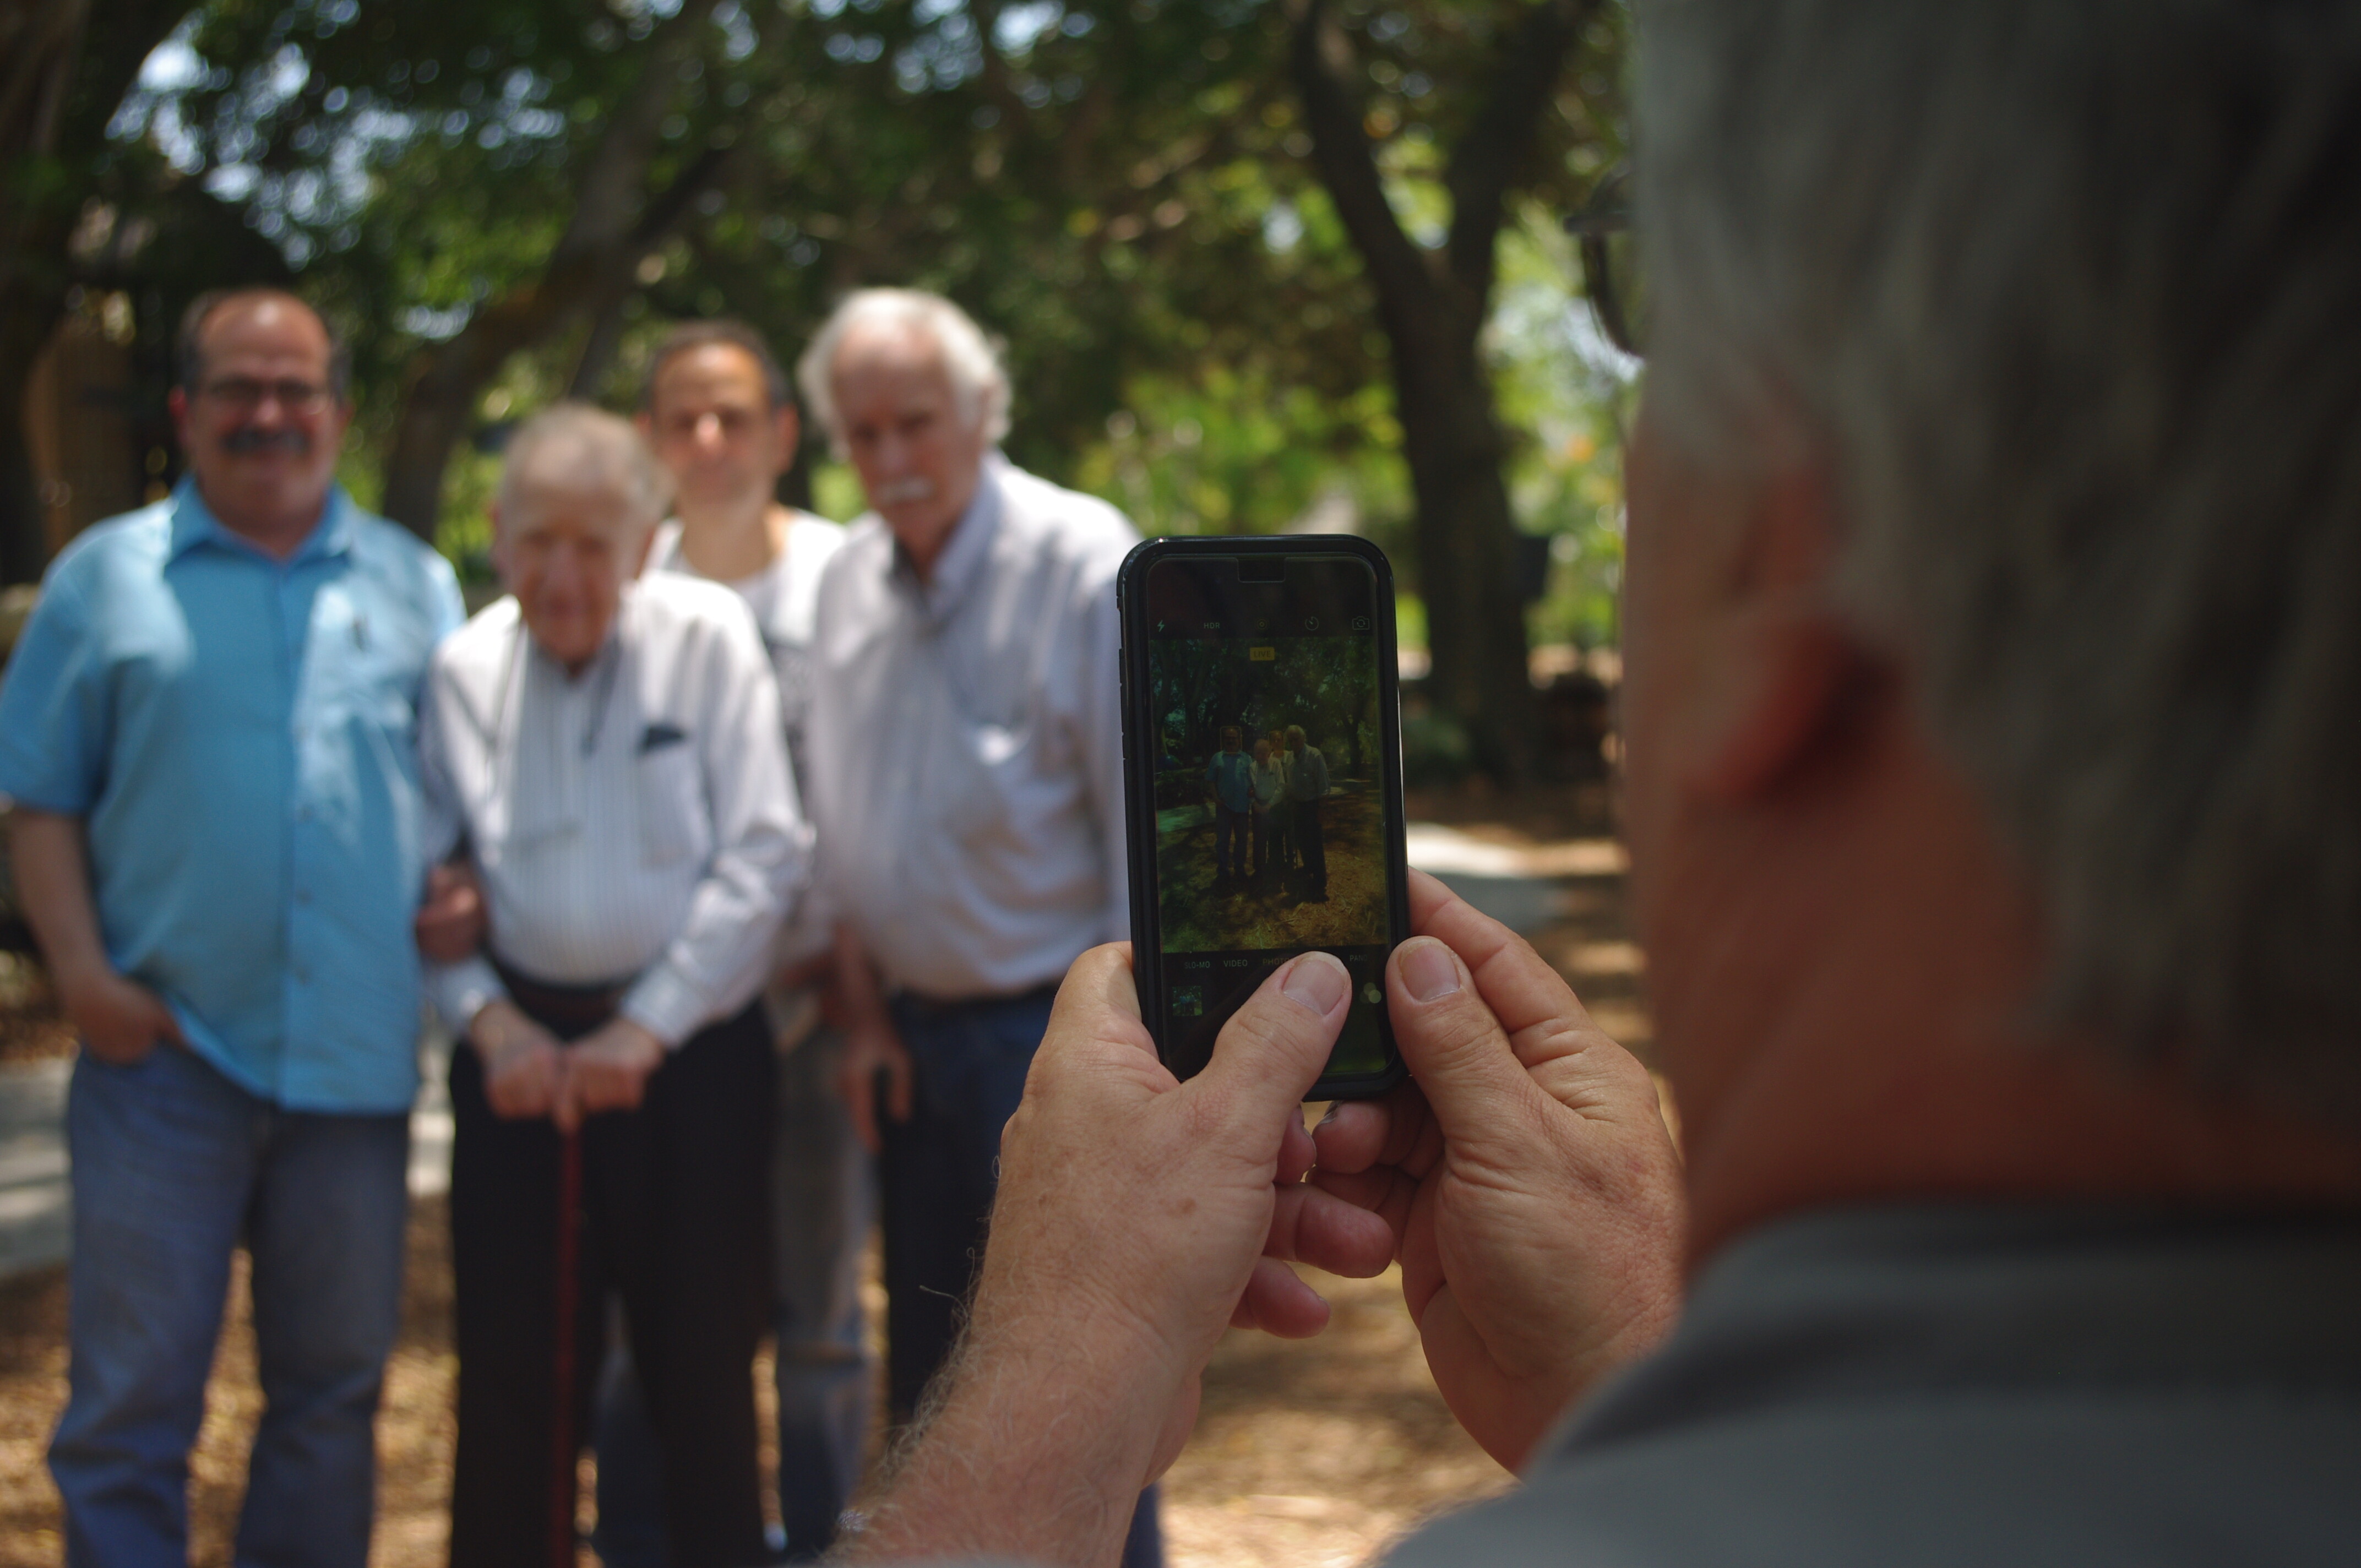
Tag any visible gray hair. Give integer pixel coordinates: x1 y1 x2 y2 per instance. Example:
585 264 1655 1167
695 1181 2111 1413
497 403 674 532
795 288 1013 454
1638 0 2361 1116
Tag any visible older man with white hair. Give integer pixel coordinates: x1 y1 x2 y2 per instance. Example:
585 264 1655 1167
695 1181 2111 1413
817 3 2361 1566
797 290 1163 1564
419 404 807 1568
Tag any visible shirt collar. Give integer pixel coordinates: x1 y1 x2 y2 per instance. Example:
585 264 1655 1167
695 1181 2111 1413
166 476 357 565
891 453 1006 624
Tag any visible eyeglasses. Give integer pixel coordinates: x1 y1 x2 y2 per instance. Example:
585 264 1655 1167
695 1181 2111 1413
1564 166 1646 358
198 377 336 413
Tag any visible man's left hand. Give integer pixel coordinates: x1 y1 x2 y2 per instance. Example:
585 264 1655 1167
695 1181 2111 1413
842 944 1395 1567
561 1019 666 1132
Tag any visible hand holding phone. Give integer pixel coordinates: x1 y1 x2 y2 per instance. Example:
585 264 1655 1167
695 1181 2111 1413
1117 536 1411 1098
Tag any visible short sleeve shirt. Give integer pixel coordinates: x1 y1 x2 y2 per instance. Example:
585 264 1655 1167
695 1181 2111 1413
0 480 464 1112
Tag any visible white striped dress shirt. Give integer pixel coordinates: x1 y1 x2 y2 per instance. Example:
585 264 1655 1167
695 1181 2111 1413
805 456 1136 999
418 572 810 1046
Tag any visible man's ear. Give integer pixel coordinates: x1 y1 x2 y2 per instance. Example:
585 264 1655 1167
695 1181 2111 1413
167 386 190 449
1688 465 1864 802
628 522 659 579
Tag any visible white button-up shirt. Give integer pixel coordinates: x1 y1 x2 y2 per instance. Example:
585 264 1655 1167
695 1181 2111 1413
649 510 847 967
806 456 1136 999
419 571 810 1044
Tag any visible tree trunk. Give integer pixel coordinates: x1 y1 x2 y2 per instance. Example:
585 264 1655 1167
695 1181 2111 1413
378 0 732 539
0 0 186 582
1287 0 1594 782
0 295 62 585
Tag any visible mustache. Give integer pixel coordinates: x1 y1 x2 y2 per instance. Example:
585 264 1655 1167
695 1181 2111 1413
221 427 313 456
872 476 935 505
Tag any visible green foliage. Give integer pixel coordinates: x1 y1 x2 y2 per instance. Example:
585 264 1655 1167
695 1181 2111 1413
81 0 1639 654
1488 201 1639 651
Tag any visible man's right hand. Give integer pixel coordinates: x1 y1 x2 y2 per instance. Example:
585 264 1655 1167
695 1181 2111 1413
415 862 487 964
58 966 184 1065
1312 868 1688 1472
469 1000 567 1120
838 1019 914 1153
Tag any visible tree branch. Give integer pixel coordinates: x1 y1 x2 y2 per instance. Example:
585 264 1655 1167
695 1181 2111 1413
1443 0 1596 295
1285 0 1438 313
559 0 726 256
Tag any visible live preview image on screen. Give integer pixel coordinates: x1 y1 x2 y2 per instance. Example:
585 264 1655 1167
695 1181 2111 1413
1148 634 1389 951
1141 553 1397 1080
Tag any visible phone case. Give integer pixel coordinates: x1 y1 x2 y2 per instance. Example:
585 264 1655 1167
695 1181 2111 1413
1116 534 1412 1099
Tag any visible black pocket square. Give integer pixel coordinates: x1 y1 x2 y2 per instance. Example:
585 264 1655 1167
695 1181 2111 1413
638 721 689 754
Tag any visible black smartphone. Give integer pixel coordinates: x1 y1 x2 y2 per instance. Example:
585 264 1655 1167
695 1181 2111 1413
1116 535 1411 1098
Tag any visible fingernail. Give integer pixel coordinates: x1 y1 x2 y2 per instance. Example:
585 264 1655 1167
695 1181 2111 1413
1281 952 1350 1015
1316 1101 1340 1126
1400 939 1462 1003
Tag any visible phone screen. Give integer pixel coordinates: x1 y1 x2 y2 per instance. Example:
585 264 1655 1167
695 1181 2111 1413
1134 550 1403 1086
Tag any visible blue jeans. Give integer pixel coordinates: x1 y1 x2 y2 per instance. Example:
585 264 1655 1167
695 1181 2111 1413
595 1029 875 1564
883 989 1161 1568
50 1043 409 1568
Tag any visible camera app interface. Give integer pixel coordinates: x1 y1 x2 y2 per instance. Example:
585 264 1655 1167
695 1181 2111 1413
1143 555 1395 1082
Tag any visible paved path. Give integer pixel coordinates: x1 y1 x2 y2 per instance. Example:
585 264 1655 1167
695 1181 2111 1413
0 1059 68 1280
0 1040 456 1283
0 827 1612 1282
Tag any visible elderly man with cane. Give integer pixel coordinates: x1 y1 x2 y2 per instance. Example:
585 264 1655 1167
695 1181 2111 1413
418 404 807 1568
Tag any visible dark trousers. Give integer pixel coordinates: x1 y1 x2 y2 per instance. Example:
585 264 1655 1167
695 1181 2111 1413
595 1027 875 1565
1294 797 1327 893
1212 803 1250 879
1265 801 1293 873
881 987 1162 1568
447 993 774 1568
1249 805 1273 879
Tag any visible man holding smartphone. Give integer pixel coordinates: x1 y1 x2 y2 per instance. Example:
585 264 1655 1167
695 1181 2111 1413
823 2 2361 1564
795 288 1162 1567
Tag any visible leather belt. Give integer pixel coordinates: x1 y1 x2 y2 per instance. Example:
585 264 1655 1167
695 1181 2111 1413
889 980 1061 1022
492 958 632 1032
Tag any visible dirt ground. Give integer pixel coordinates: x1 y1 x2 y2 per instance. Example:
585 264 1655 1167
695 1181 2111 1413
0 788 1651 1567
1157 791 1390 954
0 953 72 1066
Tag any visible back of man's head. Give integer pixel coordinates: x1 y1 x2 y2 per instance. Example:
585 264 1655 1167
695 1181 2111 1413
1638 0 2361 1117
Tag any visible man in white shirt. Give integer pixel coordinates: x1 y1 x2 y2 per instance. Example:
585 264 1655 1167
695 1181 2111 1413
1283 724 1331 902
1249 735 1286 885
589 319 868 1565
418 404 808 1568
796 289 1160 1567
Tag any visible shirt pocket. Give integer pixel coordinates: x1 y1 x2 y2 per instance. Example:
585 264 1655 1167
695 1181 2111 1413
634 742 712 868
931 718 1032 846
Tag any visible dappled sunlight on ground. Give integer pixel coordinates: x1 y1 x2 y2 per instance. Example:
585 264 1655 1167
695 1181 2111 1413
0 792 1655 1567
1159 792 1392 954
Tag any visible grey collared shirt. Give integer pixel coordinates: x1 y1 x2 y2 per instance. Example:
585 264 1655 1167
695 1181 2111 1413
1385 1204 2361 1566
806 456 1138 999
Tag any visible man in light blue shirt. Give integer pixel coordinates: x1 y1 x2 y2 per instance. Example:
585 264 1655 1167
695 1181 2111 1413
0 289 462 1567
1202 726 1255 884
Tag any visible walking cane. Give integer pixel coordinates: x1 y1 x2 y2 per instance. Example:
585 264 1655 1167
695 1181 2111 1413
548 1127 584 1568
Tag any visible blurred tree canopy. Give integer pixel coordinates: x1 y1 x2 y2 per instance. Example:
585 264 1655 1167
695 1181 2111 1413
2 0 1636 780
